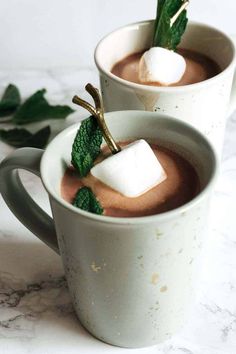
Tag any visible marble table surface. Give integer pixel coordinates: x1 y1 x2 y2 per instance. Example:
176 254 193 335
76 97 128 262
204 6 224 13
0 69 236 354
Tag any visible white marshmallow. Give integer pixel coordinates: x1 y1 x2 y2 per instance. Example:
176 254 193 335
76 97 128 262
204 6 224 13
91 139 166 198
139 47 186 85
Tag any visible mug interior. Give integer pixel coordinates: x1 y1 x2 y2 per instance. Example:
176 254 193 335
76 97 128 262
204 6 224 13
41 111 217 222
95 20 235 78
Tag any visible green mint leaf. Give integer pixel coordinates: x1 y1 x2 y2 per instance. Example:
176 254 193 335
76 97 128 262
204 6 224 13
71 116 103 177
0 128 31 146
155 0 165 27
73 186 103 215
153 0 188 50
13 89 74 125
0 84 21 117
0 125 51 148
23 126 51 148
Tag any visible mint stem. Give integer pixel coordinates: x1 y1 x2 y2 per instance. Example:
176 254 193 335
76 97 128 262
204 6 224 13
72 84 121 154
170 0 189 27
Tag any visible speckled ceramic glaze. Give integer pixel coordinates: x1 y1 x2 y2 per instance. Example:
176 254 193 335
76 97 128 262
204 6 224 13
0 111 217 348
95 21 236 155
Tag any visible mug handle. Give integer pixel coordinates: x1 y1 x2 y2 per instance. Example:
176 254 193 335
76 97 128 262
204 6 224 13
228 34 236 116
0 147 59 254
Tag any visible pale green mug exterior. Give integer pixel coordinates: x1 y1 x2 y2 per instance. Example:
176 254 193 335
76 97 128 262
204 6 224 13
0 111 218 348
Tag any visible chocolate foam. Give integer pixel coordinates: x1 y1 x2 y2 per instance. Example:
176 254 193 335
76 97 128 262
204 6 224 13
111 48 221 86
61 143 200 217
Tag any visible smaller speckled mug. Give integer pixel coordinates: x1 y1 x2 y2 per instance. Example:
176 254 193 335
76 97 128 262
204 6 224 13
0 111 217 348
95 21 236 155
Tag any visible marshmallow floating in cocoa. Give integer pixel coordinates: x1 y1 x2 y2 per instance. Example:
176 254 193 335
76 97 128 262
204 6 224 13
139 47 186 85
91 139 166 198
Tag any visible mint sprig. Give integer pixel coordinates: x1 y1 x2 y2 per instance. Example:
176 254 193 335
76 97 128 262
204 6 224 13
13 89 74 125
0 84 75 148
0 126 51 148
0 84 21 117
153 0 188 51
73 186 103 215
71 115 104 214
71 116 103 177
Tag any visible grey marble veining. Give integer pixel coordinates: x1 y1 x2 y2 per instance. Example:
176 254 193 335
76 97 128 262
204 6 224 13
0 69 236 353
0 273 71 338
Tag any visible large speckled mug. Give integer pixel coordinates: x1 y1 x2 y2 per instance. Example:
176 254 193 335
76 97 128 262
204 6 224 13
95 21 236 155
0 111 217 348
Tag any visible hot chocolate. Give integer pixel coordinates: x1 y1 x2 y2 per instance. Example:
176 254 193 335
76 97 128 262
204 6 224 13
61 142 200 217
111 48 221 86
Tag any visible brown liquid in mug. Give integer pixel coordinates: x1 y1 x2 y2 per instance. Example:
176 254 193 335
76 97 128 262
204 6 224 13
111 48 221 86
61 142 200 217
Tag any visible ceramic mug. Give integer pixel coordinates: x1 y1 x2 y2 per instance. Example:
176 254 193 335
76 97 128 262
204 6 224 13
95 21 236 155
0 111 217 348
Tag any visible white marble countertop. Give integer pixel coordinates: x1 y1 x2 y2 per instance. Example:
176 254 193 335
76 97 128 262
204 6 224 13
0 69 236 354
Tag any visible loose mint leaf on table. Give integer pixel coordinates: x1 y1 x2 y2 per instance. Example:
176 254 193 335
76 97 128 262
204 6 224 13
153 0 188 51
0 84 21 117
73 186 103 215
24 126 51 148
13 89 74 125
71 116 103 177
0 128 31 145
0 125 51 148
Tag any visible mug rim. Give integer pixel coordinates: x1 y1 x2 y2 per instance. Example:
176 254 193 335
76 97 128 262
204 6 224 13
94 19 236 93
40 110 218 225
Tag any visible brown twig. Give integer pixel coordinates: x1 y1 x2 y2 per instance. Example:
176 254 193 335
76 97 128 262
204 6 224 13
72 84 121 154
170 0 189 27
